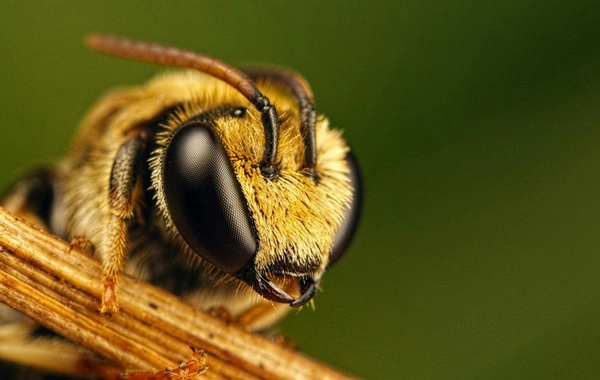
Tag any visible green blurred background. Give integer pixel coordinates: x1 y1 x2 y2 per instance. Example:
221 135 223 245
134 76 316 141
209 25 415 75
2 1 600 379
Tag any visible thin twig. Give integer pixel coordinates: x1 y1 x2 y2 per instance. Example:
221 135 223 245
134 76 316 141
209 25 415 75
0 206 358 380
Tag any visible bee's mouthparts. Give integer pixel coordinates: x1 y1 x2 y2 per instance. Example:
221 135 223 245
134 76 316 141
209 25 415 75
236 265 318 307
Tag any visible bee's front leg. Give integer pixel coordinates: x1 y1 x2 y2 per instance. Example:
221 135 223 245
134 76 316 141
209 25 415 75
102 135 146 314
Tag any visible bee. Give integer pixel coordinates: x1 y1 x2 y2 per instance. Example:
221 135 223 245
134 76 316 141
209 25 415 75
0 35 361 377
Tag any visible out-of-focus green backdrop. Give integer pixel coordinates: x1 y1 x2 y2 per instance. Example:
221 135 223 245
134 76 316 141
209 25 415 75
2 2 600 379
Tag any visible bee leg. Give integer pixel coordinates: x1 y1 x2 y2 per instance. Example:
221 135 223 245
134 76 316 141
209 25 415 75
126 347 207 380
101 136 145 314
207 306 233 323
96 346 207 380
69 235 95 256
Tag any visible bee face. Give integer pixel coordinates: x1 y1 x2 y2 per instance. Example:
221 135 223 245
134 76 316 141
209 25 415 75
150 76 361 306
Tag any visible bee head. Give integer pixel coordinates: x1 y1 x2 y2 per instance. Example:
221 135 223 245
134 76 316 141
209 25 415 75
87 35 362 306
154 89 361 307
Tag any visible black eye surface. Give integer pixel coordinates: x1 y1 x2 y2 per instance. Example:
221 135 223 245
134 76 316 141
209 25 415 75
163 122 257 273
329 151 362 266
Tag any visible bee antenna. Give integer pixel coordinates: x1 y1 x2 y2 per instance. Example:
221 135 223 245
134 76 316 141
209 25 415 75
244 68 317 180
85 34 279 179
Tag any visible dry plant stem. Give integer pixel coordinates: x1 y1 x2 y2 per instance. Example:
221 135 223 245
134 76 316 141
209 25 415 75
0 206 359 380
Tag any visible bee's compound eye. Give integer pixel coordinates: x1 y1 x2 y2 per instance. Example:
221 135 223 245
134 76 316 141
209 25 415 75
163 122 257 273
329 151 362 266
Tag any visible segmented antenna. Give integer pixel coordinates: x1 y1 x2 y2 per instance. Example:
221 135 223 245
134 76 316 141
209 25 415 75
244 68 317 179
85 34 279 178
